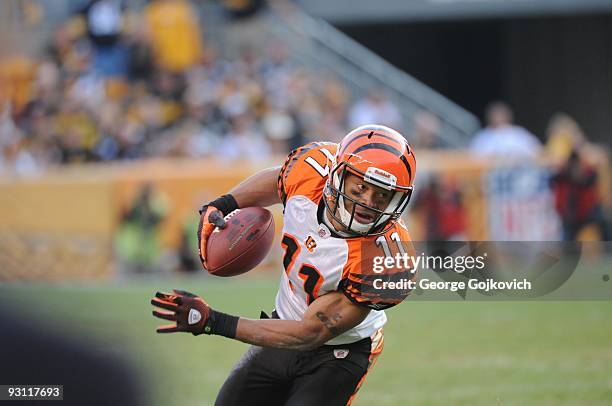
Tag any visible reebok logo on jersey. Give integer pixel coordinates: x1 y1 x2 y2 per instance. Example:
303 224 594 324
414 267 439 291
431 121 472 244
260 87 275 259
305 236 317 252
188 308 202 325
333 349 349 359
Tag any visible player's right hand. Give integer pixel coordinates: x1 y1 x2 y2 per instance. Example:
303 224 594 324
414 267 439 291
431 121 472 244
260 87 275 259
198 204 227 270
151 290 211 335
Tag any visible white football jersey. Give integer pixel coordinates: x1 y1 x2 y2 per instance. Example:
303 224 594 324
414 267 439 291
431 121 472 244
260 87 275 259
274 142 413 345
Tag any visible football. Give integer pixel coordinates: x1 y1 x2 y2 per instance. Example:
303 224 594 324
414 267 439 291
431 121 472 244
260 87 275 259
206 207 275 277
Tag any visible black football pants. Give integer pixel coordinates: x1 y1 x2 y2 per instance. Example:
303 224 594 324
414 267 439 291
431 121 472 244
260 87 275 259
214 323 383 406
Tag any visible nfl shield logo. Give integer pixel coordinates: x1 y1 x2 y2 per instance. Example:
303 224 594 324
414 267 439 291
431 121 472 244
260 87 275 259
317 224 331 239
333 349 349 359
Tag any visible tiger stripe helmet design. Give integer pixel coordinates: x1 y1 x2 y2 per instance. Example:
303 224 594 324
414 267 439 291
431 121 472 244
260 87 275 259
324 124 416 236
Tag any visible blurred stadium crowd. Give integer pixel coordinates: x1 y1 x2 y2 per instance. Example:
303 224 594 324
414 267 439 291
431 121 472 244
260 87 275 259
470 103 610 242
0 0 367 176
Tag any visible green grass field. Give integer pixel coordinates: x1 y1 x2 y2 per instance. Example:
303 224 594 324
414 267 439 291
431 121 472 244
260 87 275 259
1 276 612 405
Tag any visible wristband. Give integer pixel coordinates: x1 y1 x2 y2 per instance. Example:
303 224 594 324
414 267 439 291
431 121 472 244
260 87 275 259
203 309 239 338
205 194 239 216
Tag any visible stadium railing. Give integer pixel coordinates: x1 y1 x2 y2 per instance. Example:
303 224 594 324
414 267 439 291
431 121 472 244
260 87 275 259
264 1 481 147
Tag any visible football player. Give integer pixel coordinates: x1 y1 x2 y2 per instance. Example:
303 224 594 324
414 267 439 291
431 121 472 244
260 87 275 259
152 124 417 405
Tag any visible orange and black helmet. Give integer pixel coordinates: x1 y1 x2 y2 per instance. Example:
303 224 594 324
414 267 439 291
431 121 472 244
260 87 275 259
324 124 416 236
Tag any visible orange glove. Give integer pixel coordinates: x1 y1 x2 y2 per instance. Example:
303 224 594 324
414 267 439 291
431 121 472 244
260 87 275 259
197 205 227 270
197 194 239 270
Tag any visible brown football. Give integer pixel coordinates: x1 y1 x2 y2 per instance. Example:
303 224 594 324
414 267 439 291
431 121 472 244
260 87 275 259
206 207 275 277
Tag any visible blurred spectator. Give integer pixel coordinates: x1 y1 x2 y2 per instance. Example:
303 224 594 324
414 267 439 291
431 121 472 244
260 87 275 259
126 23 155 83
415 175 467 241
545 113 609 241
220 0 265 19
143 0 203 73
551 149 609 241
148 69 186 128
318 75 349 142
261 108 296 155
260 41 293 109
115 183 168 273
545 113 586 164
1 139 43 178
172 96 223 158
0 103 20 150
471 101 542 158
54 98 99 163
348 89 403 130
217 76 251 118
0 56 37 115
412 109 442 148
218 113 271 162
81 0 124 48
79 0 130 78
1 103 44 178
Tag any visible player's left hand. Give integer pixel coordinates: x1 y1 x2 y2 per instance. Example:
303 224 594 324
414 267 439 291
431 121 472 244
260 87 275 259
151 289 211 335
